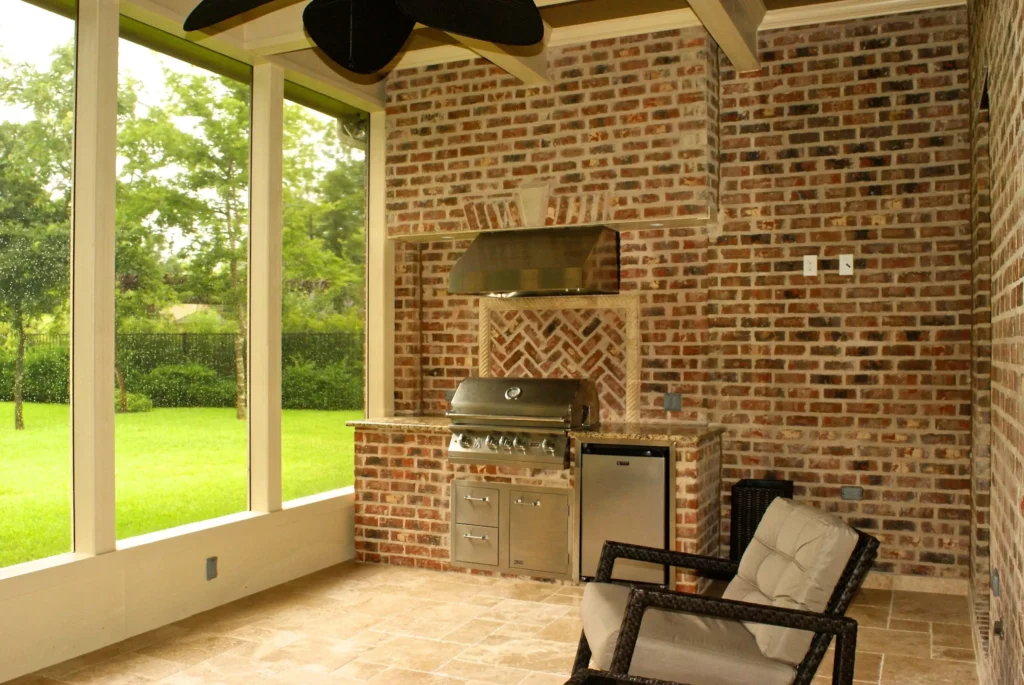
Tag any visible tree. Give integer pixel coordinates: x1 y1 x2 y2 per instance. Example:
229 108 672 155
0 45 74 429
281 103 366 334
0 126 70 429
155 72 251 419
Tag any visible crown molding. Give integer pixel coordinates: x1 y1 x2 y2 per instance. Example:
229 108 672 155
760 0 967 31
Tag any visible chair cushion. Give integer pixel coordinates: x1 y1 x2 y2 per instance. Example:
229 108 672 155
582 582 796 685
722 498 859 665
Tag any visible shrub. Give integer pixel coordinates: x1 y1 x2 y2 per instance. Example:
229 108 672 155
0 348 11 402
115 392 154 414
22 346 70 404
282 360 362 411
141 364 236 408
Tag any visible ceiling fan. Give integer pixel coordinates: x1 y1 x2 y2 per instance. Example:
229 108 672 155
183 0 545 75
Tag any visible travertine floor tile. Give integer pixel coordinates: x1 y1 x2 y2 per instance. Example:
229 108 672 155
5 562 983 685
881 655 979 685
358 636 466 671
890 592 971 625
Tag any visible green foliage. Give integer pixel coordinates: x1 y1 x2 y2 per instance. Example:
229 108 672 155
282 360 363 411
141 364 235 408
115 392 153 414
21 346 69 404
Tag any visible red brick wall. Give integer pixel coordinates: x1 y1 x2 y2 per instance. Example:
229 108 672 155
713 9 973 581
385 29 720 238
354 426 718 593
387 8 977 583
968 1 1024 683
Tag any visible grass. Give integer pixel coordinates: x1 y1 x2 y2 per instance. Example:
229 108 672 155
0 402 360 569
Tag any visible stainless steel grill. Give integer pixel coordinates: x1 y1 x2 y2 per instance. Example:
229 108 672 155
447 377 600 469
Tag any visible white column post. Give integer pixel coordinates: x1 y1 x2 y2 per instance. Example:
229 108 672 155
365 110 394 419
71 0 119 555
248 59 284 513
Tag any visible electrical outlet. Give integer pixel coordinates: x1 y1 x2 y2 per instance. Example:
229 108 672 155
992 568 1001 597
206 556 218 581
839 254 854 276
663 393 682 412
840 486 864 501
803 255 817 277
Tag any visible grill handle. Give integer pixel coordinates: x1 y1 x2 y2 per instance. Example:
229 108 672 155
446 412 569 426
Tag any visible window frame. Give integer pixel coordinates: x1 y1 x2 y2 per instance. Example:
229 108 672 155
1 0 378 574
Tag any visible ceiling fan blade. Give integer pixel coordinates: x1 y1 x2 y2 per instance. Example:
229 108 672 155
395 0 543 46
304 0 415 74
183 0 278 31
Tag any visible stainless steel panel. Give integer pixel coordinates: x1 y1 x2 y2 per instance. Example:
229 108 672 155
447 377 600 429
447 430 569 469
448 226 620 298
453 484 499 527
453 524 499 566
508 491 570 575
580 450 666 584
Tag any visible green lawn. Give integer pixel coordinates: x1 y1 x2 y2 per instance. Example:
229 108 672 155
0 403 360 569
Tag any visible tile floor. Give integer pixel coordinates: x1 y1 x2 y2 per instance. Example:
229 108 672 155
3 563 980 685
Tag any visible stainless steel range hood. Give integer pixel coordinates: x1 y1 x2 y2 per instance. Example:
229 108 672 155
448 226 620 297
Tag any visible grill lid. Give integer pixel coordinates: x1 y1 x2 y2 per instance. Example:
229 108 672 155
447 377 600 429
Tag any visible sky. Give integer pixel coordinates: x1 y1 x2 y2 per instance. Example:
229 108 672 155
0 0 179 124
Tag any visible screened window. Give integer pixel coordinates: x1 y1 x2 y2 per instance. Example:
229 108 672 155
281 94 366 501
114 32 252 538
0 0 75 569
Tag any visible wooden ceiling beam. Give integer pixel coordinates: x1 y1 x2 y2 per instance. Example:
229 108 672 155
686 0 766 73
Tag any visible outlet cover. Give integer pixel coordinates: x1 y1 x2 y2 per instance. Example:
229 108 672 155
840 486 864 501
803 255 817 276
206 556 218 581
663 393 682 412
839 254 854 276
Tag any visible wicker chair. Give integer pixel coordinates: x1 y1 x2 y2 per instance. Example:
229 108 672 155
572 499 880 685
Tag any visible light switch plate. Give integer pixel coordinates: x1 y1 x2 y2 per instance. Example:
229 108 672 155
840 486 864 501
803 255 817 276
664 393 682 412
839 254 854 276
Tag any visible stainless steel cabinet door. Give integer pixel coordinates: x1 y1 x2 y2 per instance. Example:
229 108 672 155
508 491 569 575
580 451 666 584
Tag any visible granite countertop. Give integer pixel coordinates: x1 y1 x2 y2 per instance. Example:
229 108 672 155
346 416 451 433
347 416 724 443
571 422 725 443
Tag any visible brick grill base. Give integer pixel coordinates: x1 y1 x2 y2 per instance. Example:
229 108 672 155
354 426 722 593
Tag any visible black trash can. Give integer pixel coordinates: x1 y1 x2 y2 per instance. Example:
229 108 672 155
730 479 794 562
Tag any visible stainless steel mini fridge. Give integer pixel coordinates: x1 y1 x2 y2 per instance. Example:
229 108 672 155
577 441 671 585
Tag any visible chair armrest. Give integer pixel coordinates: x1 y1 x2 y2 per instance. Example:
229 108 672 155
609 588 859 685
595 542 740 583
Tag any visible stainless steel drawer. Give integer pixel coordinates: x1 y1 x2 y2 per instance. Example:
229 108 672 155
508 490 569 575
453 524 499 566
453 484 500 527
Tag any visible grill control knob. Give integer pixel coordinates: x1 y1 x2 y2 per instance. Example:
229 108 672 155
513 435 528 451
540 438 557 454
457 433 473 449
485 435 499 451
499 435 514 451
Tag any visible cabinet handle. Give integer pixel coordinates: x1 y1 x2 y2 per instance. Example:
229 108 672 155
514 498 541 507
463 533 489 541
463 495 490 502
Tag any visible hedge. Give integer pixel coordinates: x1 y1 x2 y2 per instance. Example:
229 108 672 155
0 347 362 411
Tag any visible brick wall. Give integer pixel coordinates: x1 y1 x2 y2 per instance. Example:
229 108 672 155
967 3 993 654
354 426 718 592
968 1 1024 683
713 9 973 580
386 8 977 583
385 28 720 238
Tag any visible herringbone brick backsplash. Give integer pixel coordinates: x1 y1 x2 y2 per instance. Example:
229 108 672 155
488 308 629 424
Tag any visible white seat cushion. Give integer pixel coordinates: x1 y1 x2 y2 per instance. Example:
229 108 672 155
581 582 796 685
723 498 859 665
